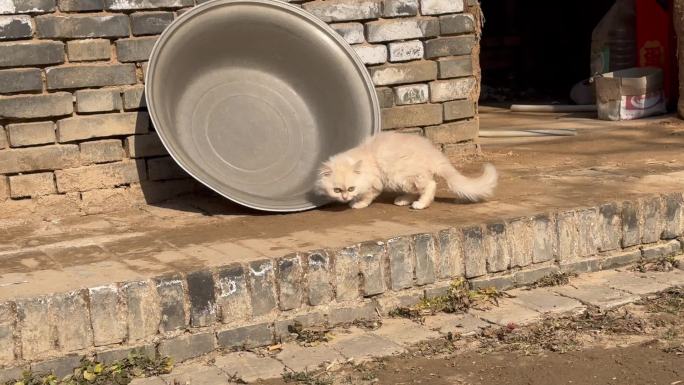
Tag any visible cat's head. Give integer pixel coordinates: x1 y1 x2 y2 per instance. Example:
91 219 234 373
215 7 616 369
315 156 369 203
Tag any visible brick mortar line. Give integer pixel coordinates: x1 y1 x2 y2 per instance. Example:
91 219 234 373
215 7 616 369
0 191 682 372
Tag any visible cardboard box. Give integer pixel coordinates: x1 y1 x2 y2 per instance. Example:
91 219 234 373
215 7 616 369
595 67 666 120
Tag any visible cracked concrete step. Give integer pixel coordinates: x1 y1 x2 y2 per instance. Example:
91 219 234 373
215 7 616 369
372 318 441 346
508 288 586 315
423 313 490 336
329 329 406 363
214 352 284 383
572 269 673 296
160 365 235 385
276 343 344 373
552 284 640 310
470 300 541 326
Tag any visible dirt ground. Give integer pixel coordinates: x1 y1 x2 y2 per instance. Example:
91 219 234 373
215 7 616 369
260 286 684 385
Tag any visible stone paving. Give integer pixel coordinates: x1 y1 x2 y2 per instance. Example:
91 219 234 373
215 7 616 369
127 262 684 385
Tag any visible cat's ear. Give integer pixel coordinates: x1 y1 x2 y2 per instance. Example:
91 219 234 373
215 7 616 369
353 160 363 174
319 164 332 178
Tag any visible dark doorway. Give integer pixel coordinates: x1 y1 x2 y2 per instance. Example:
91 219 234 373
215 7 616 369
479 0 615 105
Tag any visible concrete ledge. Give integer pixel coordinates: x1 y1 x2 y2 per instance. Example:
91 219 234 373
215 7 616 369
1 191 683 374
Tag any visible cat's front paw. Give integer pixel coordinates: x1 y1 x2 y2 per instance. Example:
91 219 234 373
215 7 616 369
393 195 414 206
350 200 370 209
410 201 429 210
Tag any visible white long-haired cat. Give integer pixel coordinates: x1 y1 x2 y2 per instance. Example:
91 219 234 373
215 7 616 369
315 132 498 210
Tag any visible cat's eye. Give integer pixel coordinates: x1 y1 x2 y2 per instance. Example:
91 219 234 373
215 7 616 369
347 187 355 192
333 188 342 193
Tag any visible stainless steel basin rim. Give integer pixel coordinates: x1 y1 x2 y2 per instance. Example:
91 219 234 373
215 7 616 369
145 0 381 212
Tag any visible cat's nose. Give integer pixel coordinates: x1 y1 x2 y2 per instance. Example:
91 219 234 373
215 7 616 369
341 193 348 200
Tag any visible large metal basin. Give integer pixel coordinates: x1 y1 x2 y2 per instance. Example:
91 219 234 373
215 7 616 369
146 0 380 212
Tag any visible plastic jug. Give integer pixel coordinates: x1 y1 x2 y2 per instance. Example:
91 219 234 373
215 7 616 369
591 0 637 75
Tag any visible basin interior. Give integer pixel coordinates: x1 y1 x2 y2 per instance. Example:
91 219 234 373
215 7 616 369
148 1 377 211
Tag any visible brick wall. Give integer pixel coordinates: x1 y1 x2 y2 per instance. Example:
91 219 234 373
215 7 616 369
0 0 482 217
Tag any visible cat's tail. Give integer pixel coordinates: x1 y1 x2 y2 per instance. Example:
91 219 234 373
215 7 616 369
438 163 498 202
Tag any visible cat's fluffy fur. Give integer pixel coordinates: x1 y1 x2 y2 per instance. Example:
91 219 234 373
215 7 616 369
315 132 498 210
